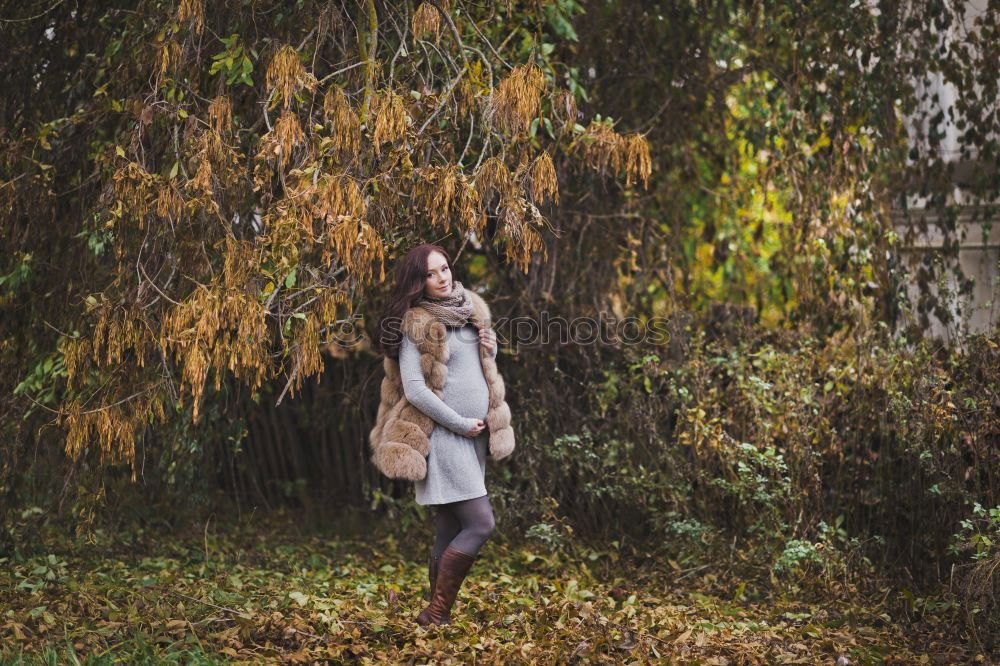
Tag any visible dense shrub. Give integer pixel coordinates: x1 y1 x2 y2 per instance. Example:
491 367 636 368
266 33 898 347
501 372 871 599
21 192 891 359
496 314 1000 600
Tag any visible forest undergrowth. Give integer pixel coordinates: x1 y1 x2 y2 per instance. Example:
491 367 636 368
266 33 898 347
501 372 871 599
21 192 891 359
0 507 981 665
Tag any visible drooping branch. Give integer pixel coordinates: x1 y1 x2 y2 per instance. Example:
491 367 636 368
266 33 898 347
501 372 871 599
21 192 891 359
360 0 378 125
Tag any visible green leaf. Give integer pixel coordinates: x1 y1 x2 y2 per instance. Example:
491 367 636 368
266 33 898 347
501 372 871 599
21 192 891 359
543 117 554 139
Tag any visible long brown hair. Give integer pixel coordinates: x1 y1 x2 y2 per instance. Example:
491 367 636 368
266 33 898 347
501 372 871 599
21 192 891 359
372 243 456 359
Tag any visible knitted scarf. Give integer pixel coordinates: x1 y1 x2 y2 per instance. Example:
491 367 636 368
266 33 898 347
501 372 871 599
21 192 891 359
415 280 475 328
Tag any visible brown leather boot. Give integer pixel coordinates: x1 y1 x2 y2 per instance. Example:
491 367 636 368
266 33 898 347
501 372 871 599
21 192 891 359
425 553 441 602
415 546 477 626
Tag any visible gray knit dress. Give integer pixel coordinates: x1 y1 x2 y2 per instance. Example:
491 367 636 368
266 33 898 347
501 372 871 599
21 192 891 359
399 323 498 506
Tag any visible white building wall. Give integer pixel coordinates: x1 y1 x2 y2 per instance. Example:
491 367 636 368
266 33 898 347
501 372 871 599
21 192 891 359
893 0 999 342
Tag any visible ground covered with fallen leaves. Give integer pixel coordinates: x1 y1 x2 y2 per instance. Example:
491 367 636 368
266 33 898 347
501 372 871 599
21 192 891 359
0 509 984 664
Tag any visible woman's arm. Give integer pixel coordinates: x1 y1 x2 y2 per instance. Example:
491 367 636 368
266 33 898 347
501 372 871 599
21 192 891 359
483 327 498 358
399 333 476 435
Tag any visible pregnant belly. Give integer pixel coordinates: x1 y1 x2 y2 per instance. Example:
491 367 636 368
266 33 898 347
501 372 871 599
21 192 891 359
442 374 490 420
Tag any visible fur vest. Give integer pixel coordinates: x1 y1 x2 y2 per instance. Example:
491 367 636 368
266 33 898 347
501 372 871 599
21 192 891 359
368 290 515 481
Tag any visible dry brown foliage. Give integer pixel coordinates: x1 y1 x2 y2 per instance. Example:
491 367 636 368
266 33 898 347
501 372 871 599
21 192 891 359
1 8 650 476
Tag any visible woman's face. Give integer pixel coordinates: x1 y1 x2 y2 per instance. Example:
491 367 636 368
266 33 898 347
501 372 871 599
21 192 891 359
423 251 452 299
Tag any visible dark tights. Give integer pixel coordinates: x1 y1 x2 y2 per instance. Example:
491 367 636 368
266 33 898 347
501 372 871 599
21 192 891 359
432 494 496 558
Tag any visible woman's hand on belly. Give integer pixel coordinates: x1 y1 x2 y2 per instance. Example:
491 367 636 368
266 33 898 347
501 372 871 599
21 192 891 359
463 418 486 438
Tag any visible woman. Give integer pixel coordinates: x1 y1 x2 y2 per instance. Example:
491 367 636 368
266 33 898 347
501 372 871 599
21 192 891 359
368 243 516 626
